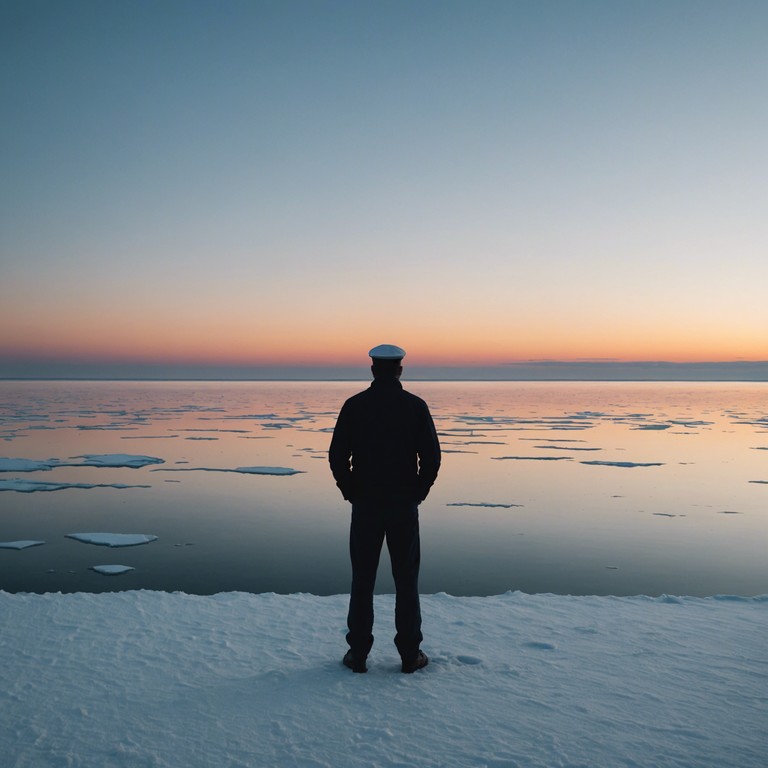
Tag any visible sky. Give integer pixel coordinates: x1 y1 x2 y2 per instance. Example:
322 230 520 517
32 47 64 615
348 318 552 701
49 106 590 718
1 0 767 379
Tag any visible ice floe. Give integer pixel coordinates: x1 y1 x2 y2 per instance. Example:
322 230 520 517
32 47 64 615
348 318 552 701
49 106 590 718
73 454 165 468
0 454 164 471
66 533 158 547
152 465 304 476
89 565 136 575
492 455 573 461
0 457 61 472
0 540 45 550
0 480 151 493
465 440 506 445
581 461 665 468
447 502 523 509
534 445 602 451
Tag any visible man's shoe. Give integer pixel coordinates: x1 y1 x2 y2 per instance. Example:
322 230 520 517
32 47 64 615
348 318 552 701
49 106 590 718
401 650 429 673
343 650 367 673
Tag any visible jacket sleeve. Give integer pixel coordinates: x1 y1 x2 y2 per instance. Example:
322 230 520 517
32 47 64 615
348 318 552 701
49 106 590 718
328 402 355 501
415 404 441 501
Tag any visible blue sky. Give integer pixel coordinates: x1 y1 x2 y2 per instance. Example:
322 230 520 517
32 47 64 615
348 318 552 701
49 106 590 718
1 1 766 379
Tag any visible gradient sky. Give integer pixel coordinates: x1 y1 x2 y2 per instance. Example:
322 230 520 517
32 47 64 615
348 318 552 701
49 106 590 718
1 0 766 377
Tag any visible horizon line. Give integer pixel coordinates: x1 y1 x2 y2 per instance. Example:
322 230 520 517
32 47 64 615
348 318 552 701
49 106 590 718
3 376 768 384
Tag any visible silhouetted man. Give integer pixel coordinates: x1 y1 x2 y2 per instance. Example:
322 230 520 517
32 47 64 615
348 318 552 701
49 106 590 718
329 344 441 673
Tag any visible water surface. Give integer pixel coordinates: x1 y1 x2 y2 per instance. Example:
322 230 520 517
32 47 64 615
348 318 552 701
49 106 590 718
1 380 766 596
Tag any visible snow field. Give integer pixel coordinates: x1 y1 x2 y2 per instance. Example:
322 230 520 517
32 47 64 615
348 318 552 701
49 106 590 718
1 591 765 767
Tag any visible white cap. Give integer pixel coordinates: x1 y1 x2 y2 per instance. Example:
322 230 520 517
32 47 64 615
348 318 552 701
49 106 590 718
368 344 406 360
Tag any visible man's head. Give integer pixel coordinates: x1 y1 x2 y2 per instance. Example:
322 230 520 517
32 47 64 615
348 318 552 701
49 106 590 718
368 344 405 379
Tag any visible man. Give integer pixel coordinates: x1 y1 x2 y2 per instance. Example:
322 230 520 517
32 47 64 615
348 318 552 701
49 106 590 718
329 344 441 674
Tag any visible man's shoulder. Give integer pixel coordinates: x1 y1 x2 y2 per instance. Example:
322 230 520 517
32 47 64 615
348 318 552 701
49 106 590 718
400 388 429 408
342 383 429 411
343 387 372 405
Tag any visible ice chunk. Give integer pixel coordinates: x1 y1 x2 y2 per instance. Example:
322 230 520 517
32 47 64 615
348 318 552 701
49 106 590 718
0 479 151 493
233 466 303 475
90 565 136 575
447 502 523 509
72 454 165 468
492 455 573 461
1 455 164 472
534 445 602 451
0 457 60 472
66 533 158 547
581 461 665 468
152 466 303 476
0 540 45 550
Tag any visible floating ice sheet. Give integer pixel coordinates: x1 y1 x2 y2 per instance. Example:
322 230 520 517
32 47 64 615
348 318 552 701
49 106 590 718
534 445 602 451
0 540 45 550
0 457 61 472
0 454 164 472
0 480 151 493
73 454 165 468
90 565 135 575
66 533 158 548
492 455 573 461
581 461 665 468
152 466 303 476
447 502 523 509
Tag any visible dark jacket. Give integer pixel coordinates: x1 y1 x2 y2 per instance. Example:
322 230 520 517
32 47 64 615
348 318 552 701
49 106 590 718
329 377 441 503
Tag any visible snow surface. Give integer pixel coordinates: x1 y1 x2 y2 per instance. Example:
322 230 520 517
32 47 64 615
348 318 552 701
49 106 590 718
1 591 765 767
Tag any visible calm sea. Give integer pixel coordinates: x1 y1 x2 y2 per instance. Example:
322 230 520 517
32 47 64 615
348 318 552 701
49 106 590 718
1 380 766 597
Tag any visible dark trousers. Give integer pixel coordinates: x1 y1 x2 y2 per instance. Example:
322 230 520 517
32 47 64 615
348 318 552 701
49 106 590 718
346 499 423 661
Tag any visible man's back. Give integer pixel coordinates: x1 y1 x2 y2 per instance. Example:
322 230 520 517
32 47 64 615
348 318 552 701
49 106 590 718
329 377 440 503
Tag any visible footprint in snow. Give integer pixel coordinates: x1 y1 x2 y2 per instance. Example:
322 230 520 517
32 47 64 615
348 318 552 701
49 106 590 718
524 641 556 650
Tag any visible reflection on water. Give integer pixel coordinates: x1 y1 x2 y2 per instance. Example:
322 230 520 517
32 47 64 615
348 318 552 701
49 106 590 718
1 380 766 596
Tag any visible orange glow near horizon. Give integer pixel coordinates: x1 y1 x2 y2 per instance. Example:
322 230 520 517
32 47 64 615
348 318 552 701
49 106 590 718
2 289 765 368
2 332 764 368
